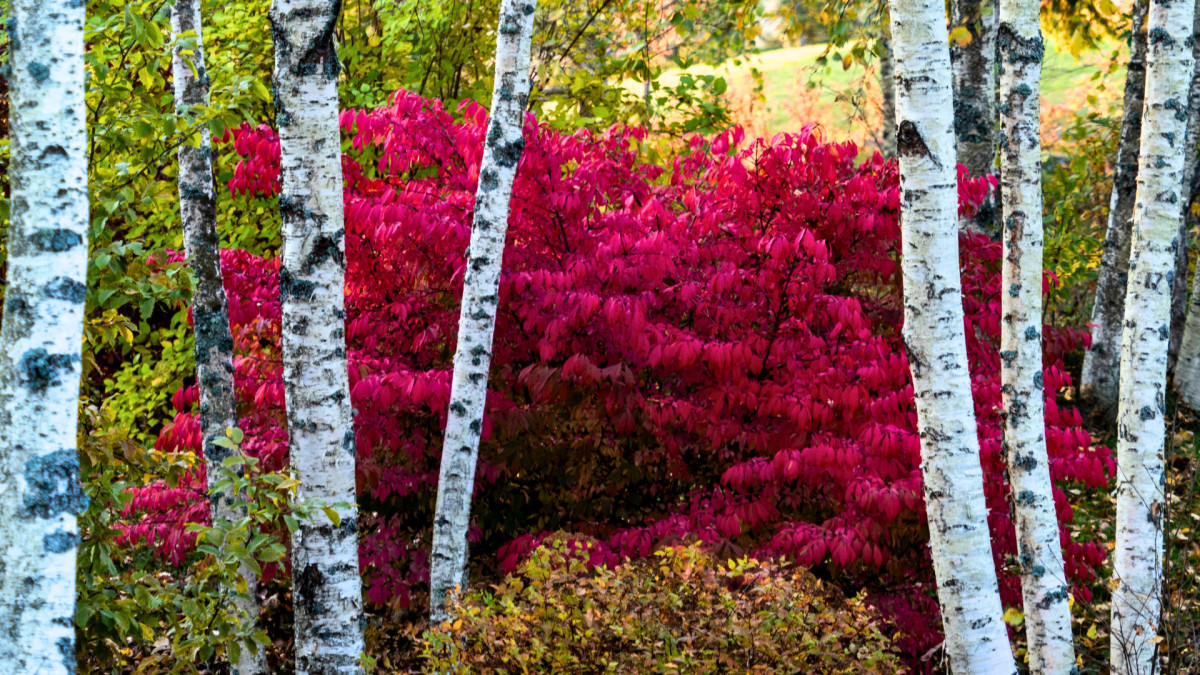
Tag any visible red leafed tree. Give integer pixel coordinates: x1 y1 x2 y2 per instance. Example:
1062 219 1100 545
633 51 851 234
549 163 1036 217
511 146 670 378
118 90 1112 665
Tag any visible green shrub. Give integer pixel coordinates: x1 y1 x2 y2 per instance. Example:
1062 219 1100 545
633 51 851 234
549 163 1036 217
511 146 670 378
421 534 901 674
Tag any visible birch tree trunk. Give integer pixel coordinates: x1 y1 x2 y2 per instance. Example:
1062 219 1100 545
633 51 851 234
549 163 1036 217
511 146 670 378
995 6 1075 672
888 0 1016 671
429 0 537 624
951 0 997 178
270 2 365 673
171 3 268 672
1081 0 1149 413
0 2 89 673
1168 0 1200 403
1111 0 1195 671
880 32 897 156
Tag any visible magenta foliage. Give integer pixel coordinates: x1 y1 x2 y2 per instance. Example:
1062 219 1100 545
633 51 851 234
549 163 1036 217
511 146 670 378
119 91 1111 658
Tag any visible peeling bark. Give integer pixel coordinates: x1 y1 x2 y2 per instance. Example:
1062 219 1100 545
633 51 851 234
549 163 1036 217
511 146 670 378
171 3 268 672
270 1 365 673
1110 0 1194 671
429 0 537 625
888 0 1016 671
0 2 89 673
1082 0 1149 414
996 7 1075 672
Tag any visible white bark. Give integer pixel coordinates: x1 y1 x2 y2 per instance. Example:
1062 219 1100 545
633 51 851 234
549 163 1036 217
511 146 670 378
888 1 1016 672
996 6 1075 673
1169 0 1200 407
270 2 365 673
1111 0 1194 671
0 2 89 674
429 0 537 624
171 2 267 673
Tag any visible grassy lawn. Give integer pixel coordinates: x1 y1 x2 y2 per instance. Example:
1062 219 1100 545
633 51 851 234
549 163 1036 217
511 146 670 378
640 36 1126 144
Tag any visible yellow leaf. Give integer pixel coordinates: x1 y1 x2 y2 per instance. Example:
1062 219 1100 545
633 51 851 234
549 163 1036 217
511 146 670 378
949 26 973 46
1087 624 1098 640
1002 607 1024 626
1069 33 1087 58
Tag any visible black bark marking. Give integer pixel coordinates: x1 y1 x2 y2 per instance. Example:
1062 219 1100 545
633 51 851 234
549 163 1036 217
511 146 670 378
192 308 235 366
996 22 1044 64
305 232 344 272
30 228 82 252
57 637 76 672
43 530 78 554
27 61 49 82
479 168 499 192
896 121 937 165
18 348 77 394
23 449 88 518
42 277 87 303
5 293 32 320
295 563 327 616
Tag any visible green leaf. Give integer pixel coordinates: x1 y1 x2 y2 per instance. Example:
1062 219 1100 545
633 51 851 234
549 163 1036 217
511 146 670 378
252 79 272 102
322 507 341 527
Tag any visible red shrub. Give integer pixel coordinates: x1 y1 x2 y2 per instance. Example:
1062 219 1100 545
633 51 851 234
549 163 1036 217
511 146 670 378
119 91 1111 660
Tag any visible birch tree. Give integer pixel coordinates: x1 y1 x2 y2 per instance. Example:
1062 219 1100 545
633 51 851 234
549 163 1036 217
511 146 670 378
995 3 1075 671
888 0 1016 671
950 0 997 179
429 0 538 624
270 1 365 672
1081 0 1149 413
1167 0 1200 406
880 32 897 156
1168 0 1200 370
1111 0 1194 671
1108 0 1195 667
0 2 89 673
171 2 268 672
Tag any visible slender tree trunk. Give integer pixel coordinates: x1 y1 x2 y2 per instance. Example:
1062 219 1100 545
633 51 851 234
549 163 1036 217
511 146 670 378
1168 0 1200 400
888 1 1016 672
951 0 997 177
1081 0 1149 414
429 0 537 624
996 6 1075 673
1110 0 1195 671
171 3 268 672
270 2 365 673
0 2 89 673
880 32 897 156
